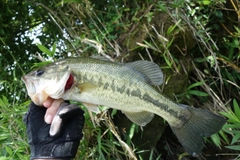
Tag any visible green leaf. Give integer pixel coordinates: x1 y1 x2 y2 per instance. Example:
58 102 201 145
186 94 190 99
166 20 181 36
0 96 9 109
31 61 52 69
0 157 10 160
163 55 172 68
157 2 167 12
211 133 221 148
0 133 9 141
231 131 240 144
55 0 80 6
143 40 158 51
5 145 13 155
36 43 53 57
194 57 207 63
2 95 9 106
52 41 57 54
173 0 184 7
233 37 239 46
197 0 211 5
187 81 205 90
167 25 177 36
97 131 105 159
167 38 174 49
187 90 208 97
129 124 136 140
233 99 240 119
225 145 240 151
111 109 117 118
220 111 240 123
220 111 232 119
219 130 230 145
223 123 240 129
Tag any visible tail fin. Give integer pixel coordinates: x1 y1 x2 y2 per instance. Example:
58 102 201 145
170 105 226 156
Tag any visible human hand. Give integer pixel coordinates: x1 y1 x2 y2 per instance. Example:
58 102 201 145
24 101 85 160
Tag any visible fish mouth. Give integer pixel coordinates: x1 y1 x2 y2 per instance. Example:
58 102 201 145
64 74 74 91
21 75 36 97
21 75 46 105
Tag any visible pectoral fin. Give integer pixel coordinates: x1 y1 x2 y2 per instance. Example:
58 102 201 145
122 111 154 126
82 102 100 114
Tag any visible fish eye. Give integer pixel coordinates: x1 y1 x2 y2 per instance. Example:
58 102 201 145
35 69 44 77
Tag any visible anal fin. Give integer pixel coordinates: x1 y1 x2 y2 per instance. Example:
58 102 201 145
122 111 154 126
83 102 100 128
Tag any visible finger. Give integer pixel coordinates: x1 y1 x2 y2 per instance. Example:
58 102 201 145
43 97 54 108
44 99 64 124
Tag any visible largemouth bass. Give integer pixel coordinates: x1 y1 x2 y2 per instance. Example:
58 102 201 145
22 57 226 156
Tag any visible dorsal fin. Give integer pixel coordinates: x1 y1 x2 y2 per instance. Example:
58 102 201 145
126 60 163 85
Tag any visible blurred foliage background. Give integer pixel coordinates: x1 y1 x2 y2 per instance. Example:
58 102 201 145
0 0 240 159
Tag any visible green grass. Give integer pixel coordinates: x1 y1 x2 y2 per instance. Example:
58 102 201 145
0 96 30 159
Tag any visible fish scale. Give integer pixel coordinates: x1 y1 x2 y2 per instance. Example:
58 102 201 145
66 61 187 126
22 57 226 156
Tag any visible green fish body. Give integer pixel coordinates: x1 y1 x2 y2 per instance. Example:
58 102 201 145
22 57 226 156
